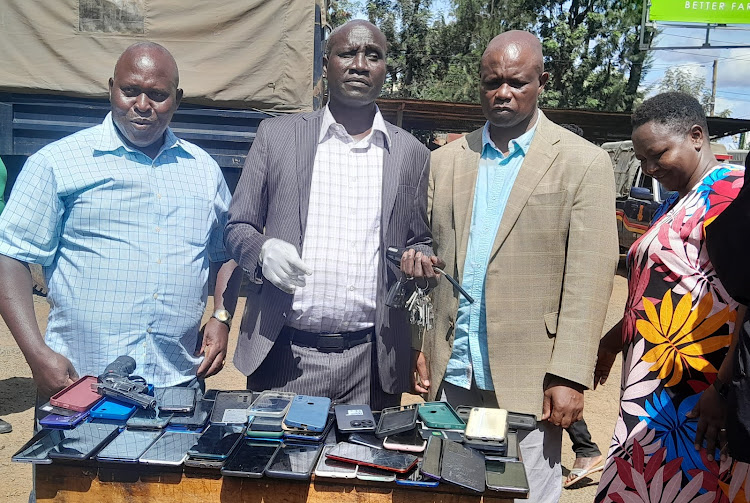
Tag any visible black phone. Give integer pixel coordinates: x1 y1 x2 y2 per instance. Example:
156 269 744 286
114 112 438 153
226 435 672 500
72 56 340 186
382 428 427 453
334 404 376 433
375 404 418 439
326 441 418 474
48 422 120 460
265 443 322 480
185 456 225 469
169 398 214 429
138 431 201 466
507 411 537 431
420 435 442 480
11 428 66 464
249 416 284 432
157 387 197 413
440 439 486 493
348 432 384 449
187 424 246 460
126 407 173 429
485 459 529 495
96 429 163 463
210 391 255 424
221 440 280 478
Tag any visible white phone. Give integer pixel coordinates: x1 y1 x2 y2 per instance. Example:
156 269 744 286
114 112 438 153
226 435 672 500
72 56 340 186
314 445 358 479
465 407 508 442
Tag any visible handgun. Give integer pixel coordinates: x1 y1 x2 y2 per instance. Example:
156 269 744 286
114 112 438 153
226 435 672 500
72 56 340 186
92 356 156 409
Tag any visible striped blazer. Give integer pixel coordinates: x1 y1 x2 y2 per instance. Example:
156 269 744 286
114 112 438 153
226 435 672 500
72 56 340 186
225 109 432 395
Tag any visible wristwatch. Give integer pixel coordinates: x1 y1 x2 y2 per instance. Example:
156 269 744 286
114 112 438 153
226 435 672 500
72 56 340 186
211 309 232 329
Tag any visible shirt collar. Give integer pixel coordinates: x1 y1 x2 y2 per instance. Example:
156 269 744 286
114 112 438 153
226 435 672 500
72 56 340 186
319 105 392 149
481 111 540 158
94 112 184 157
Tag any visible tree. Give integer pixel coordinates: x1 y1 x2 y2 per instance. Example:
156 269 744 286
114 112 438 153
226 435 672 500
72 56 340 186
657 66 731 117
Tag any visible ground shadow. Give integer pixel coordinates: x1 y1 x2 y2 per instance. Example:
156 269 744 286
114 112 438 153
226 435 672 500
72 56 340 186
0 376 36 415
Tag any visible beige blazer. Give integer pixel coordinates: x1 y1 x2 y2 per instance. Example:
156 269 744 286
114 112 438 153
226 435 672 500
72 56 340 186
423 112 618 417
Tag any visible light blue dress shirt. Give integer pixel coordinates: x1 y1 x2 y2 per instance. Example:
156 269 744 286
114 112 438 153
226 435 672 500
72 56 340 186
0 113 231 387
444 119 539 391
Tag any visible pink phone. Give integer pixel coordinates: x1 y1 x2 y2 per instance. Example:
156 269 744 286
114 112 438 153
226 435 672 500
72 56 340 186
49 376 101 412
382 428 427 453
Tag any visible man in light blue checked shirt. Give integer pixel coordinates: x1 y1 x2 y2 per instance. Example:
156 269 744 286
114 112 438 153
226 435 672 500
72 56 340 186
0 42 241 396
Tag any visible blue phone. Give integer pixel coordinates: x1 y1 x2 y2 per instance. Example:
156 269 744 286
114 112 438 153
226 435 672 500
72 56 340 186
39 409 90 429
89 398 137 422
283 395 331 432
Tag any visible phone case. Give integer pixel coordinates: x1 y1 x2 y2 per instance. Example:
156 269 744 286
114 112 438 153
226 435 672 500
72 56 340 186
49 375 101 412
314 445 359 479
465 407 508 442
248 391 295 418
283 395 331 432
455 405 472 422
138 431 201 466
507 411 537 431
39 409 90 429
334 404 376 433
249 416 283 432
210 391 255 424
375 404 418 439
11 428 67 464
89 398 137 422
420 435 442 480
440 439 486 493
157 387 197 413
418 402 465 430
48 422 120 460
264 443 322 480
96 429 163 463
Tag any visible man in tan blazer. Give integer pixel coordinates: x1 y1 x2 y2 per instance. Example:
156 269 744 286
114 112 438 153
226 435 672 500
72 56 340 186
422 31 617 502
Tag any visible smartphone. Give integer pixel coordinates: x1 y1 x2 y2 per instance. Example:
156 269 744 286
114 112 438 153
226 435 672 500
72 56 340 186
283 395 331 432
465 407 508 442
349 432 384 449
210 391 255 424
96 429 163 463
126 407 173 429
187 424 245 460
265 442 322 480
507 411 537 431
139 431 201 466
49 375 101 412
455 405 472 422
221 440 280 478
485 459 529 495
248 391 295 418
48 422 120 460
356 465 397 482
396 461 440 488
40 409 90 429
168 399 214 429
382 428 427 453
249 415 283 433
326 441 418 474
283 414 334 442
420 435 442 480
485 431 519 461
157 387 197 413
375 404 418 439
334 404 376 433
440 439 486 493
11 428 66 464
418 402 465 430
463 436 507 454
314 445 358 479
89 398 137 422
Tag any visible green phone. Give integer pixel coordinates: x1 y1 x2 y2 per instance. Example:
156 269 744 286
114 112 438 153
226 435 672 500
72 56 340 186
418 402 466 430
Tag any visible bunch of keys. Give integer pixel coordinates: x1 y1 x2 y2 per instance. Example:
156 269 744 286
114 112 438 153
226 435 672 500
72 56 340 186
405 285 434 331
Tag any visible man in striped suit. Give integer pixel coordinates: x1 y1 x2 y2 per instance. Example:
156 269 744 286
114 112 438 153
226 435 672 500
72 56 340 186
226 20 440 409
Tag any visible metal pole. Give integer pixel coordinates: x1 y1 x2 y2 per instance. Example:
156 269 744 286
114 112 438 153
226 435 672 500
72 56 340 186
710 59 718 117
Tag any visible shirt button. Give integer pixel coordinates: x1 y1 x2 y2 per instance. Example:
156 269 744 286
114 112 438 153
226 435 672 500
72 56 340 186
153 293 158 300
147 328 153 333
155 227 161 233
157 259 162 264
349 286 355 291
157 193 162 199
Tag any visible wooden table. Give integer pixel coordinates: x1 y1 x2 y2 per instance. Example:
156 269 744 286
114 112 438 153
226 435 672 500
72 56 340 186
35 463 518 503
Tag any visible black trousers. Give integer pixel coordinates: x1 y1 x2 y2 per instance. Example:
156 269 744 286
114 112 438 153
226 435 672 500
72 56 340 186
566 418 601 458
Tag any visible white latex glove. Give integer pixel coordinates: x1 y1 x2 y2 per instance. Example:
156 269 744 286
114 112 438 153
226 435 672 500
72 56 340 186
259 238 312 294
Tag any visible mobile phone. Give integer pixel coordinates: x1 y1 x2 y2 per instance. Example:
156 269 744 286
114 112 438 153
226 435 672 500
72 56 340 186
455 405 472 422
185 456 225 469
334 404 376 433
440 439 486 493
249 415 283 432
382 428 427 453
126 407 174 429
11 428 66 464
138 431 201 466
485 459 529 495
96 429 163 463
375 404 418 439
507 411 537 431
396 461 440 488
356 465 397 482
348 432 384 449
49 375 101 412
314 445 358 479
168 398 214 429
418 402 465 430
40 409 90 429
420 435 442 480
248 391 295 418
210 391 255 424
157 387 197 413
265 442 322 480
326 441 418 474
89 398 137 422
485 431 519 461
283 395 331 432
463 436 507 454
221 440 280 478
187 424 245 460
48 422 120 461
465 407 508 442
283 414 334 442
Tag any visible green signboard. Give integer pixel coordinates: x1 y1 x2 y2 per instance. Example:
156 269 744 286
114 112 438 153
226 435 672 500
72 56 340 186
650 0 750 24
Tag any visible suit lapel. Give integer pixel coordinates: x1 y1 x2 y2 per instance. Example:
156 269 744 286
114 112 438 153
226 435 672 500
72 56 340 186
455 129 482 279
381 124 399 240
297 110 324 244
488 113 559 260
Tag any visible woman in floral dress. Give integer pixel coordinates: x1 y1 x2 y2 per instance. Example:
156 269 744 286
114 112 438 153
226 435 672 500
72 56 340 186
594 92 749 502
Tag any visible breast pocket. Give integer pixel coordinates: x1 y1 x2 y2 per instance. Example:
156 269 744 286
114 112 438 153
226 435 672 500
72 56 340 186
526 190 567 206
172 196 212 247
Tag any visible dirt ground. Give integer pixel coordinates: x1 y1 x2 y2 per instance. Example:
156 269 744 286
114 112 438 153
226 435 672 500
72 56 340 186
0 265 627 503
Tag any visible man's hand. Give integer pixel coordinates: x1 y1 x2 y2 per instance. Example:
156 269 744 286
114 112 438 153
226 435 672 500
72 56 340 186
594 340 619 390
195 319 229 378
411 349 430 394
259 238 312 294
687 383 728 462
541 376 584 429
28 348 78 398
400 250 446 290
